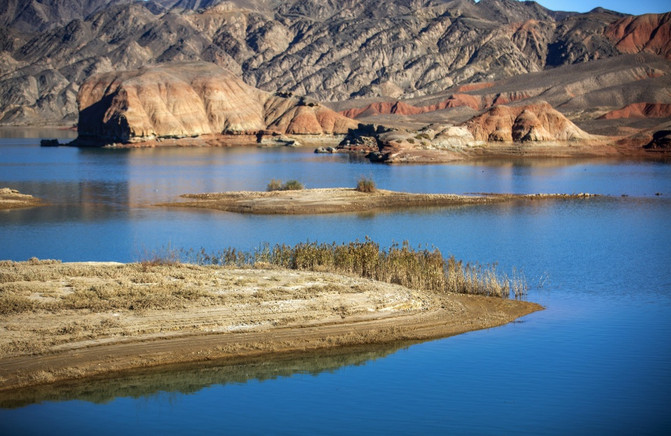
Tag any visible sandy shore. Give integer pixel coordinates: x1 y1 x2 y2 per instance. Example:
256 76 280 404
0 260 541 392
0 188 43 210
159 188 598 215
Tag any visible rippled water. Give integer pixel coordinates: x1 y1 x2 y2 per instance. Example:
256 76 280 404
1 134 670 434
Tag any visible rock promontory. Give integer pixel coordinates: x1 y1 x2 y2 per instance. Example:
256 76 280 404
76 62 357 145
348 102 606 163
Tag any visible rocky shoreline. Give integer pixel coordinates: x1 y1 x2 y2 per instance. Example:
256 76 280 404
55 128 666 164
0 188 43 210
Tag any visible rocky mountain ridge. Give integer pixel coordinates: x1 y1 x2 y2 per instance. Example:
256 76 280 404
1 0 670 127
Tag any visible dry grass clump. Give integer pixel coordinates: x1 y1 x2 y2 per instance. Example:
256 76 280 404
356 176 376 193
267 179 304 191
0 294 36 315
184 239 527 299
138 244 181 270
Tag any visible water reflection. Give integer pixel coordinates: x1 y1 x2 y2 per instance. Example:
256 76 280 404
1 180 130 222
0 342 413 409
0 127 77 140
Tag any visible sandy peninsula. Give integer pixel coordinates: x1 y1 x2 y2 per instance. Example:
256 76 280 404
0 260 541 392
159 188 598 215
0 188 43 210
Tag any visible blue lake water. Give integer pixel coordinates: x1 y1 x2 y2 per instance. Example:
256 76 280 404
1 133 670 434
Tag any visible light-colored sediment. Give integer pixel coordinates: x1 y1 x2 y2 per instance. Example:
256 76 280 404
159 188 598 215
0 260 541 392
0 188 43 210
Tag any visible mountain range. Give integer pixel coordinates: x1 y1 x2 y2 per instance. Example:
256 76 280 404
1 0 670 153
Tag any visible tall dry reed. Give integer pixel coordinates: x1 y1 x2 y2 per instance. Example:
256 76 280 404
181 239 527 299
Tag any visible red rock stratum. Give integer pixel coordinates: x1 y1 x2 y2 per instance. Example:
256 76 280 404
340 95 483 119
606 13 671 59
599 103 671 119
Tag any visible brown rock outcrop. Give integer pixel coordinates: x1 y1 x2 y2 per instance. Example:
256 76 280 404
265 97 359 135
76 62 357 143
464 102 593 142
599 103 671 119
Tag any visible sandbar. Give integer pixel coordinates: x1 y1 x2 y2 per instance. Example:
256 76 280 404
159 188 598 215
0 260 541 392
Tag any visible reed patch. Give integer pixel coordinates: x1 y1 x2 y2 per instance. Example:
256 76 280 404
182 239 527 299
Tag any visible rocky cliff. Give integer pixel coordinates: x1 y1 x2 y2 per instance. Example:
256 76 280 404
1 0 670 126
76 62 357 143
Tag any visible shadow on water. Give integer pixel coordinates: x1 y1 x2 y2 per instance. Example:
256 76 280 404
0 341 417 409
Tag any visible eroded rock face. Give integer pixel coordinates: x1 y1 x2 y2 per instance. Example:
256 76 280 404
76 62 357 142
264 96 358 135
464 102 593 142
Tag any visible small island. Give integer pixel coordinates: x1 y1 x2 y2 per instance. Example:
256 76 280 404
159 187 598 215
0 188 43 210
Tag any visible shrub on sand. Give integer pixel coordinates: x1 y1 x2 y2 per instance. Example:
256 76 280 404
282 180 304 191
356 176 376 193
267 179 283 191
267 179 304 191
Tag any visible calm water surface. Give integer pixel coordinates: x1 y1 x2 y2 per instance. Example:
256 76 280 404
1 134 670 434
